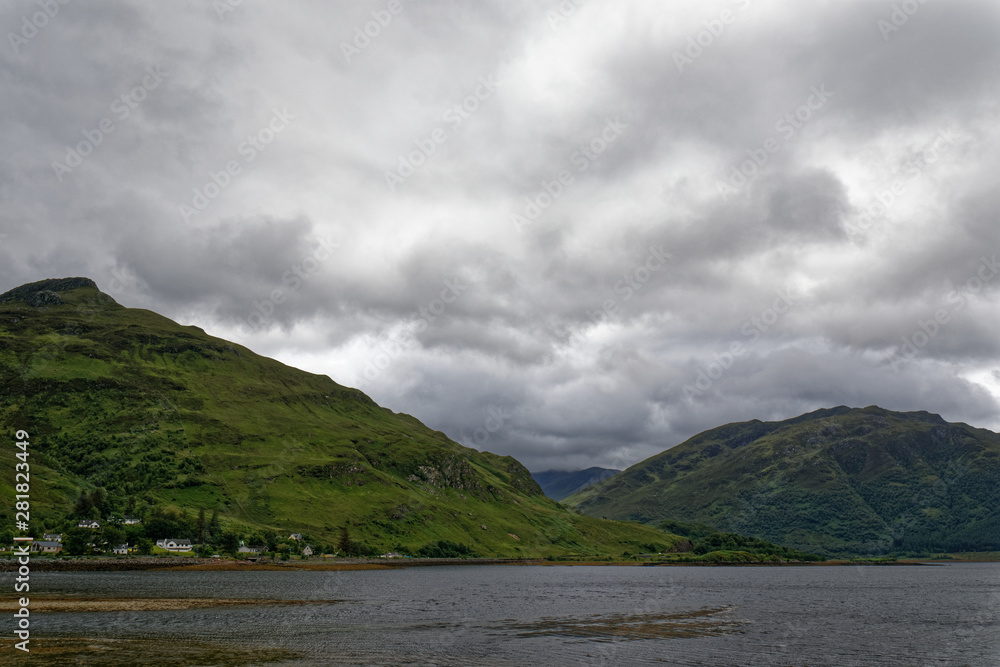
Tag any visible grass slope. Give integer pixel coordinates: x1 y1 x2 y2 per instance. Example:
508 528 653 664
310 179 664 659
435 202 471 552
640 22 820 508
0 278 682 557
568 406 1000 556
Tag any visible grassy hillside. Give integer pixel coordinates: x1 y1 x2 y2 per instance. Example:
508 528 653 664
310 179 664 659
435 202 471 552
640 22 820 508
0 278 683 557
569 406 1000 556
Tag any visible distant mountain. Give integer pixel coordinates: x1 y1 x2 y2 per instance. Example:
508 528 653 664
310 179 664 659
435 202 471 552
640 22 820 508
0 278 683 557
568 406 1000 556
531 468 620 501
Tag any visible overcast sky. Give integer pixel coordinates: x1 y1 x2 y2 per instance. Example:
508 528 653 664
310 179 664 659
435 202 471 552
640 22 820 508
3 0 1000 471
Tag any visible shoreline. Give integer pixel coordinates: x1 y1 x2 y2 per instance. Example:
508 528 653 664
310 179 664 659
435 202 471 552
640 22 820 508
0 556 984 572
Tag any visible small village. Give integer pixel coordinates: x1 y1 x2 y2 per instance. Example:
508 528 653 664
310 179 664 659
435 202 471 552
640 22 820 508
4 493 409 561
7 522 409 561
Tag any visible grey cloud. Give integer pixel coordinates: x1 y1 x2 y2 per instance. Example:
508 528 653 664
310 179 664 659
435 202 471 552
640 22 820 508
761 169 850 240
111 214 331 325
3 0 1000 472
806 1 1000 131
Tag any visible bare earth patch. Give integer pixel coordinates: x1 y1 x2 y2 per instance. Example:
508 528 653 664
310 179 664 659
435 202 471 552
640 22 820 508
3 636 301 665
501 606 749 640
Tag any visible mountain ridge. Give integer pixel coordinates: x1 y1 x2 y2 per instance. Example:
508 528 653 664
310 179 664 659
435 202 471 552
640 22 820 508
531 467 620 501
569 406 1000 556
0 277 683 557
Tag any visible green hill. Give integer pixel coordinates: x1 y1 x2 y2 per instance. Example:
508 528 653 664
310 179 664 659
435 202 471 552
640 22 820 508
568 406 1000 556
0 278 683 557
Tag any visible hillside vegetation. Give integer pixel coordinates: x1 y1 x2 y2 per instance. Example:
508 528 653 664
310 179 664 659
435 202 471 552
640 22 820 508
569 406 1000 556
0 278 683 557
655 519 823 563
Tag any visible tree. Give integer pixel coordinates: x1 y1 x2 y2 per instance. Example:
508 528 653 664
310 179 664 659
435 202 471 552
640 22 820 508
208 510 221 538
64 528 91 556
145 508 188 540
218 531 239 554
124 523 147 544
102 526 125 551
135 538 154 555
416 540 476 558
338 526 354 556
74 490 92 517
89 487 108 515
196 508 207 544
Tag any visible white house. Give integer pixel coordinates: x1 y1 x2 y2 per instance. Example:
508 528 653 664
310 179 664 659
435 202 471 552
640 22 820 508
43 533 62 542
77 520 101 529
123 517 142 525
288 533 303 541
156 538 193 552
31 541 62 554
301 545 313 556
238 545 266 554
112 544 130 555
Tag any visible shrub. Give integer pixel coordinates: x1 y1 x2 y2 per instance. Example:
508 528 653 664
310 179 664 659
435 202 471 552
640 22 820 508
416 540 476 558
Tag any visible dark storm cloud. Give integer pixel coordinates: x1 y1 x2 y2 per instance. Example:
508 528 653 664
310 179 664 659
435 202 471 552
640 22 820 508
3 0 1000 471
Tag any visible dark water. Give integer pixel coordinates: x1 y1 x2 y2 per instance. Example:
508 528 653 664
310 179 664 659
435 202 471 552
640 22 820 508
11 563 1000 666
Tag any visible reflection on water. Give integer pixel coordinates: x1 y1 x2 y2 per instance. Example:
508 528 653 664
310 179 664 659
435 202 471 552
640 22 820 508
2 563 996 666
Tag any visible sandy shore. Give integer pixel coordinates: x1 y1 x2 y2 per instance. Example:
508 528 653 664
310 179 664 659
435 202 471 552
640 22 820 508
0 556 405 572
0 596 339 613
3 636 302 664
0 555 976 574
0 556 557 572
